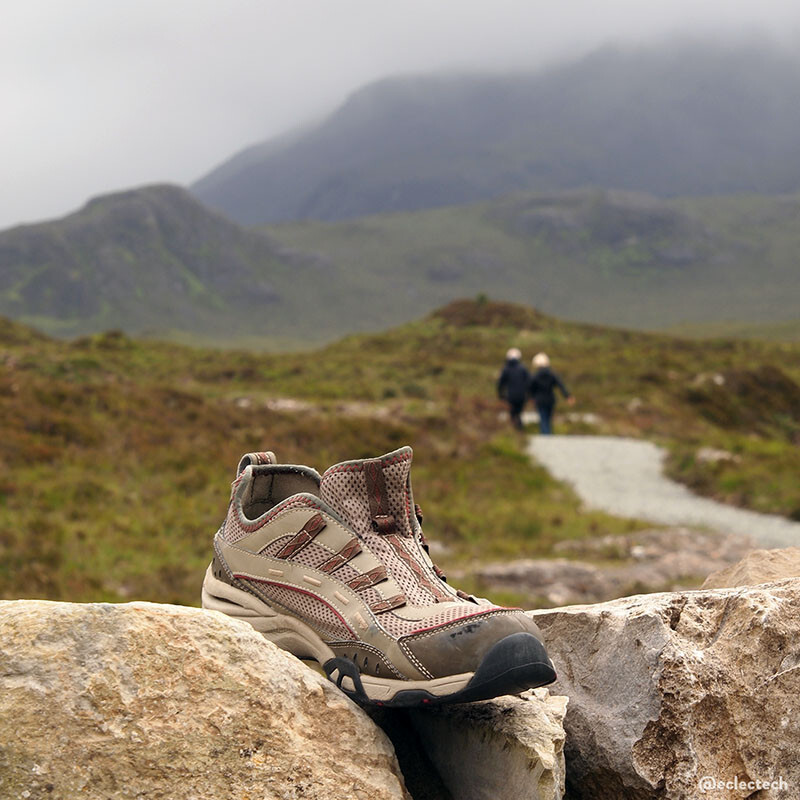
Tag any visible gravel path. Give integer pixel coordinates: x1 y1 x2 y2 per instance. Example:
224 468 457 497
528 435 800 548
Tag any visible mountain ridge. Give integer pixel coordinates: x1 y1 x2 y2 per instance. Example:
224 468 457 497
2 184 799 344
0 184 301 339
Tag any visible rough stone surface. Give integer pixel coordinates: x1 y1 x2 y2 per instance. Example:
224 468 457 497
407 689 567 800
695 447 740 465
530 582 800 799
0 600 410 800
478 528 751 605
702 547 800 589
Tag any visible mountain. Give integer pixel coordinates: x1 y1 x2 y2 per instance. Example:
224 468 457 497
0 184 323 342
192 40 800 225
2 185 800 342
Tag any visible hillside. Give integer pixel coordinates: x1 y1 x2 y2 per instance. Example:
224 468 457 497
267 189 800 330
0 300 798 607
193 40 800 225
0 185 320 343
2 185 800 341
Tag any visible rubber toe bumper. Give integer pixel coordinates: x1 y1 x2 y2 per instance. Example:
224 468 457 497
399 609 548 678
453 631 556 704
324 631 556 707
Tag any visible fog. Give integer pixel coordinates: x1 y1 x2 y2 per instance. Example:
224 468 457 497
2 0 799 229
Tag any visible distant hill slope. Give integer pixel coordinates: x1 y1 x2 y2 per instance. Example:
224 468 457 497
192 40 800 225
265 189 800 332
1 185 799 342
0 185 327 342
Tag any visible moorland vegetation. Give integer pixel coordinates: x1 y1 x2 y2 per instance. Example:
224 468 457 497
0 300 797 607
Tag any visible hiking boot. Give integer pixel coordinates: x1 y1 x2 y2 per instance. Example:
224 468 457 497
201 447 556 706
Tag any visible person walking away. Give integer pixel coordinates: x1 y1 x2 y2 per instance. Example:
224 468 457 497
497 348 529 431
529 352 574 434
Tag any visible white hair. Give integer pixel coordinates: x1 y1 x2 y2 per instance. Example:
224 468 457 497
532 352 550 368
506 348 522 360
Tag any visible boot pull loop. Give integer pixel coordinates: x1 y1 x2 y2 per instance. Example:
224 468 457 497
363 458 409 537
237 451 277 476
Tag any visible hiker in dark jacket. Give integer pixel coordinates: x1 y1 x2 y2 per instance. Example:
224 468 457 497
497 348 530 431
529 352 574 435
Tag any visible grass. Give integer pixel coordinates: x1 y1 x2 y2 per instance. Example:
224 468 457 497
0 299 798 607
665 436 800 519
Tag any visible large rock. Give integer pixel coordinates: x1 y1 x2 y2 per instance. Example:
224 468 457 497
407 689 567 800
530 581 800 799
702 547 800 589
0 600 410 800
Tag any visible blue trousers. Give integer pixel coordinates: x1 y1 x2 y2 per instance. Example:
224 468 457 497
537 402 554 434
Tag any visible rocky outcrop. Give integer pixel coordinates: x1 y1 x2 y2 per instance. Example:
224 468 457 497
702 547 800 589
479 528 752 605
0 600 410 800
530 581 800 799
408 689 567 800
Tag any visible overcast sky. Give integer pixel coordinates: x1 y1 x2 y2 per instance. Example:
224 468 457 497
2 0 799 230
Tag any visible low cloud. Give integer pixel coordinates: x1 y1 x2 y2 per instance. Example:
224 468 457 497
2 0 799 228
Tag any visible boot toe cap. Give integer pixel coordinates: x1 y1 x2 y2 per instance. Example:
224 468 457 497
400 608 550 679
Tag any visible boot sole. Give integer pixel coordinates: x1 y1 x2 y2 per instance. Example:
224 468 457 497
201 565 556 707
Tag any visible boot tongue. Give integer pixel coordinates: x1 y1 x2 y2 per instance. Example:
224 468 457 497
320 447 414 538
321 446 456 605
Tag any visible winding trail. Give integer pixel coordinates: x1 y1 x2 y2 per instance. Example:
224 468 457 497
528 435 800 549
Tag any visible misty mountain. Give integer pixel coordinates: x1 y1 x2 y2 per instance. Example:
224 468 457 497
192 40 800 225
2 184 799 344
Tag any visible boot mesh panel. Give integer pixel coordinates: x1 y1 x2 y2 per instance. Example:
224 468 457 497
377 604 504 638
224 511 252 544
321 468 372 537
225 496 321 544
330 562 359 582
381 457 457 601
259 535 294 557
286 541 336 569
247 581 357 641
382 455 414 537
321 466 438 606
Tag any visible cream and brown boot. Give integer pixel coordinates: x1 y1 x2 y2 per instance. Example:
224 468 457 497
201 447 556 706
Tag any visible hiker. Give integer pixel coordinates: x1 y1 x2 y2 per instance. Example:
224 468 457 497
529 352 574 435
497 348 529 431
